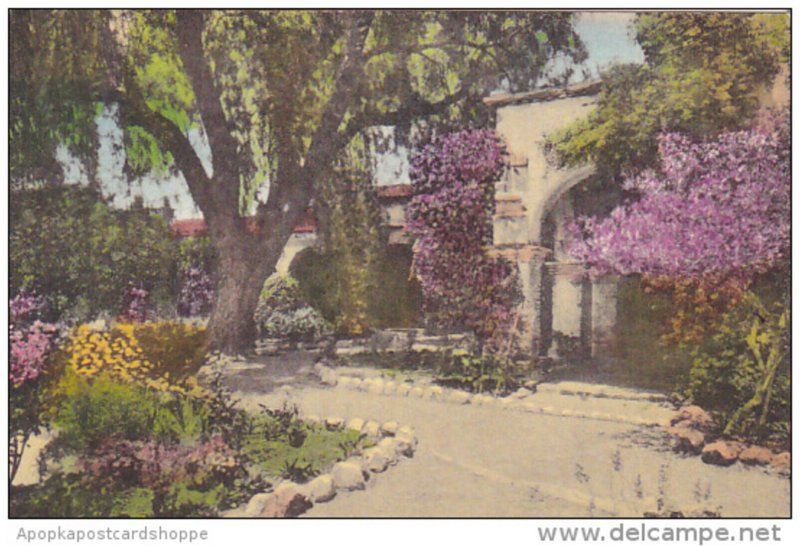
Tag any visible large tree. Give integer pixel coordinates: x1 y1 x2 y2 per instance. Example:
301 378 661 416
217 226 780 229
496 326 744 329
10 9 586 351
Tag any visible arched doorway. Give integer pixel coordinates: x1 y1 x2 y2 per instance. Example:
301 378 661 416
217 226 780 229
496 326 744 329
538 174 622 361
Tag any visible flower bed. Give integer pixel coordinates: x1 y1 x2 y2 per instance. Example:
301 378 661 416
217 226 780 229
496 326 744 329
8 320 375 518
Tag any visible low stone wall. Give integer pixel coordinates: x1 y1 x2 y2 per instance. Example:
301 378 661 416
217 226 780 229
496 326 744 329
254 338 329 356
317 363 672 427
335 328 475 356
255 329 475 357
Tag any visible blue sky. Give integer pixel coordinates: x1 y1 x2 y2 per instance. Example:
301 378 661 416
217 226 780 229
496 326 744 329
59 11 643 219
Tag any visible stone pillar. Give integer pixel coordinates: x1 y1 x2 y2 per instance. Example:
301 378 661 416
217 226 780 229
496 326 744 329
545 261 587 359
590 274 618 357
492 244 550 354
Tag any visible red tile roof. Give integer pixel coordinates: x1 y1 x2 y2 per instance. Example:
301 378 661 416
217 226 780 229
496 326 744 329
292 207 317 233
376 184 414 199
170 208 318 238
170 218 207 238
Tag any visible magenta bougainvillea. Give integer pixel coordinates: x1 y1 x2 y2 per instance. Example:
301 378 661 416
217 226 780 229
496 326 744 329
568 116 790 283
406 129 521 344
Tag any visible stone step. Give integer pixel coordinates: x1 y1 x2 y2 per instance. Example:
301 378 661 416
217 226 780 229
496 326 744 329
524 390 675 427
536 381 670 403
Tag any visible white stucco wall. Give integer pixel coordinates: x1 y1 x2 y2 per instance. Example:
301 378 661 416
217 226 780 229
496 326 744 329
495 95 597 243
275 232 318 275
383 202 407 226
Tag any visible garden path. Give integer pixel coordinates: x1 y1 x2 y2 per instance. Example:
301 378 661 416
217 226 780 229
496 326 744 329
228 360 790 518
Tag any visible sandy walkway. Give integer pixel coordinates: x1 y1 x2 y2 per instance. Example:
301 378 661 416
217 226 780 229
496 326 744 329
236 385 790 518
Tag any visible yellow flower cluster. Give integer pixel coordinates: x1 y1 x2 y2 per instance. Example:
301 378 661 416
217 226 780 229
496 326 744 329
63 323 207 397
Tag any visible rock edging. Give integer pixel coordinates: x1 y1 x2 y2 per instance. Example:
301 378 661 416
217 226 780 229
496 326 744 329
231 415 419 518
666 404 790 476
316 363 670 427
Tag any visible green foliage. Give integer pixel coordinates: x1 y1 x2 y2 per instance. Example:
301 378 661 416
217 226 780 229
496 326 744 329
242 411 365 483
368 246 424 328
548 12 789 175
52 372 159 453
254 275 333 341
152 396 208 445
10 474 122 518
111 488 156 517
432 349 517 395
9 10 109 186
291 249 343 325
133 321 209 380
9 185 175 321
308 135 387 335
177 236 218 277
609 277 694 392
157 481 225 518
685 294 790 445
292 246 423 333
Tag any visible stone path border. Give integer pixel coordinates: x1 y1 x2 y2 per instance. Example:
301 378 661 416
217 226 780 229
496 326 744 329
316 363 674 428
226 413 419 518
666 405 790 475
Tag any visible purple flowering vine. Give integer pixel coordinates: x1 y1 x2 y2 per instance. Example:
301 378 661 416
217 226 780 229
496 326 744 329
406 129 521 344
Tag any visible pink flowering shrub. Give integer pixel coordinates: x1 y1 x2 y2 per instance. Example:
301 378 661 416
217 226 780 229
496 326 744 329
10 321 58 386
406 129 521 346
10 291 45 325
76 433 244 516
9 291 60 482
77 434 241 490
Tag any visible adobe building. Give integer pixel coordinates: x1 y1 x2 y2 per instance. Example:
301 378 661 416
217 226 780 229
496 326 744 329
484 80 617 359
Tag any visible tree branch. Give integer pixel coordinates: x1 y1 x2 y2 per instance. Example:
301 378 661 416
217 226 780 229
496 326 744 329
174 10 242 230
345 86 471 138
253 11 376 254
101 12 214 216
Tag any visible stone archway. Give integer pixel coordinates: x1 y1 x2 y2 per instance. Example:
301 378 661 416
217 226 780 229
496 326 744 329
486 81 618 359
538 180 618 361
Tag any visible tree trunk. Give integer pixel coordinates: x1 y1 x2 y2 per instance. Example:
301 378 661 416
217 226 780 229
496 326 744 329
207 235 277 354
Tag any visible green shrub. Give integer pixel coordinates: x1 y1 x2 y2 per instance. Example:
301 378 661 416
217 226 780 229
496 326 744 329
685 294 790 445
291 246 423 333
432 349 518 395
10 473 121 517
133 321 209 380
610 277 694 392
254 275 332 341
177 236 217 276
10 186 175 321
53 372 159 453
242 405 365 482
